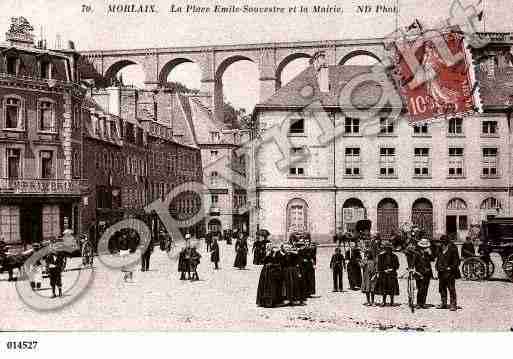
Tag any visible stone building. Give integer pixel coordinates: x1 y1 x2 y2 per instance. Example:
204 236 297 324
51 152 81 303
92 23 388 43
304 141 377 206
251 36 513 243
0 18 86 244
80 86 203 235
160 91 249 234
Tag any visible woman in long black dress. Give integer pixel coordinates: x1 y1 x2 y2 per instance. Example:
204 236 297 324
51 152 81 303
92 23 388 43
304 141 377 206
376 241 400 306
282 249 306 305
256 249 283 308
298 243 316 297
347 245 362 290
234 233 248 269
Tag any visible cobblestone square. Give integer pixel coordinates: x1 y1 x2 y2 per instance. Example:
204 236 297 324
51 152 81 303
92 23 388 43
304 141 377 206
1 243 512 332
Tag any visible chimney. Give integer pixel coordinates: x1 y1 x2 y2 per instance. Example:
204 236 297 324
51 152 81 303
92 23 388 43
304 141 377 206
106 86 121 117
311 51 329 93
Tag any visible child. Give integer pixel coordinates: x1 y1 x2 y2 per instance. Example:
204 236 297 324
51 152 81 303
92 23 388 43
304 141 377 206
329 247 346 292
361 250 377 306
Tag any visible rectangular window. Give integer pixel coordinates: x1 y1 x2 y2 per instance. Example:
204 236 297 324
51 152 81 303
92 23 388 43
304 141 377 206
413 123 429 135
289 167 305 176
210 131 221 143
448 118 463 135
5 98 21 129
6 57 17 75
42 205 60 240
344 117 360 135
448 147 465 177
482 120 498 136
39 101 54 132
414 148 430 177
40 60 50 79
379 118 394 135
289 118 305 134
211 194 219 204
459 215 468 230
379 147 396 177
40 151 53 179
6 148 21 179
210 150 218 160
482 147 498 177
344 147 361 177
0 206 20 243
72 149 81 179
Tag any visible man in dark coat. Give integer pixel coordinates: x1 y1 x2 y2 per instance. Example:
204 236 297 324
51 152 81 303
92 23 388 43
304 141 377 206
211 238 220 269
436 235 460 311
330 247 346 292
46 251 65 298
409 238 434 308
178 246 191 280
140 236 153 272
205 232 212 252
189 247 201 281
346 245 362 290
376 241 400 306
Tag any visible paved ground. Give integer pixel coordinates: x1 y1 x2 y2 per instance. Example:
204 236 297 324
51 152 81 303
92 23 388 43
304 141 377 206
1 242 512 332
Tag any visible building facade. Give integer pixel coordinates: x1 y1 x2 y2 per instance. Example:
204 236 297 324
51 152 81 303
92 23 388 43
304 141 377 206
251 36 513 243
0 18 86 244
162 91 249 234
80 86 203 236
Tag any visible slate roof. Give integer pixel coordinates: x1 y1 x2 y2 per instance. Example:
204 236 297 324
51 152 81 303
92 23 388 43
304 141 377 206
257 64 513 111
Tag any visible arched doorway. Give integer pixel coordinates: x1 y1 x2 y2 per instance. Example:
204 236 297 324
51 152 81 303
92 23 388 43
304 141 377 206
412 198 433 239
377 198 399 239
480 197 503 220
446 198 468 241
207 218 222 233
342 198 366 234
286 198 308 234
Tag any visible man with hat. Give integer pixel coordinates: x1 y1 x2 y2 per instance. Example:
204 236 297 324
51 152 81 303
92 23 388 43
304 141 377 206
435 235 461 311
409 238 434 309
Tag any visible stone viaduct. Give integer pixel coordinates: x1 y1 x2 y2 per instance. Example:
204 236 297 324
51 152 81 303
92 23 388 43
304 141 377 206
79 38 386 120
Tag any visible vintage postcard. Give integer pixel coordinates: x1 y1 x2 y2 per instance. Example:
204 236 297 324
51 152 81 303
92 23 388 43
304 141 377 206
1 0 513 350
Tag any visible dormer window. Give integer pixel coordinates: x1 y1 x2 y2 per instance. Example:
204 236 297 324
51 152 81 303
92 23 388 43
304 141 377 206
6 56 17 75
289 118 305 135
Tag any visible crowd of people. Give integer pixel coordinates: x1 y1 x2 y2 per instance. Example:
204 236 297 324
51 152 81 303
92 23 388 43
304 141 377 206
0 224 484 312
326 234 462 311
256 239 317 308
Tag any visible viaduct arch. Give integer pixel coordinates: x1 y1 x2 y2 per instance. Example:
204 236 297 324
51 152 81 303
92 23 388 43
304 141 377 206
79 38 386 121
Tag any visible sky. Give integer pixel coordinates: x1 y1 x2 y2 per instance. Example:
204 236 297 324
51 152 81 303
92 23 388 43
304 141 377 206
1 0 512 111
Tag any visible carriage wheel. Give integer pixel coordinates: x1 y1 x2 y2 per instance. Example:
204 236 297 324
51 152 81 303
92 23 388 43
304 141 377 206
461 257 487 281
502 255 513 282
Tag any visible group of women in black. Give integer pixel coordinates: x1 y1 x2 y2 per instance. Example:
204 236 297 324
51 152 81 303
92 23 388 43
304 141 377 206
256 242 317 308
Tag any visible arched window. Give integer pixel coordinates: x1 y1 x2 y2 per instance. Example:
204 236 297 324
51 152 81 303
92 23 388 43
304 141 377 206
447 198 467 211
286 198 308 233
480 197 502 210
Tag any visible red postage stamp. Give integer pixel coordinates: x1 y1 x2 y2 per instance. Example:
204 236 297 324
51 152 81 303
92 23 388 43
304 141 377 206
389 30 480 125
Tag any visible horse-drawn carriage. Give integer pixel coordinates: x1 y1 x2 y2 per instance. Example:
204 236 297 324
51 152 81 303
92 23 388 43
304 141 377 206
461 217 513 282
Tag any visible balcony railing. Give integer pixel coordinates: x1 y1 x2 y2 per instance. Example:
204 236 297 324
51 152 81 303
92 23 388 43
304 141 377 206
0 178 87 195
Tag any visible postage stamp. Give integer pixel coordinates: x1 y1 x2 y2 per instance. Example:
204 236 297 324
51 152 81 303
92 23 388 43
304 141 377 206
389 29 481 125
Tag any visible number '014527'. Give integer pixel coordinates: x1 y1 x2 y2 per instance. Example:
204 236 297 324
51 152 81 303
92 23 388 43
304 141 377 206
6 341 38 350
